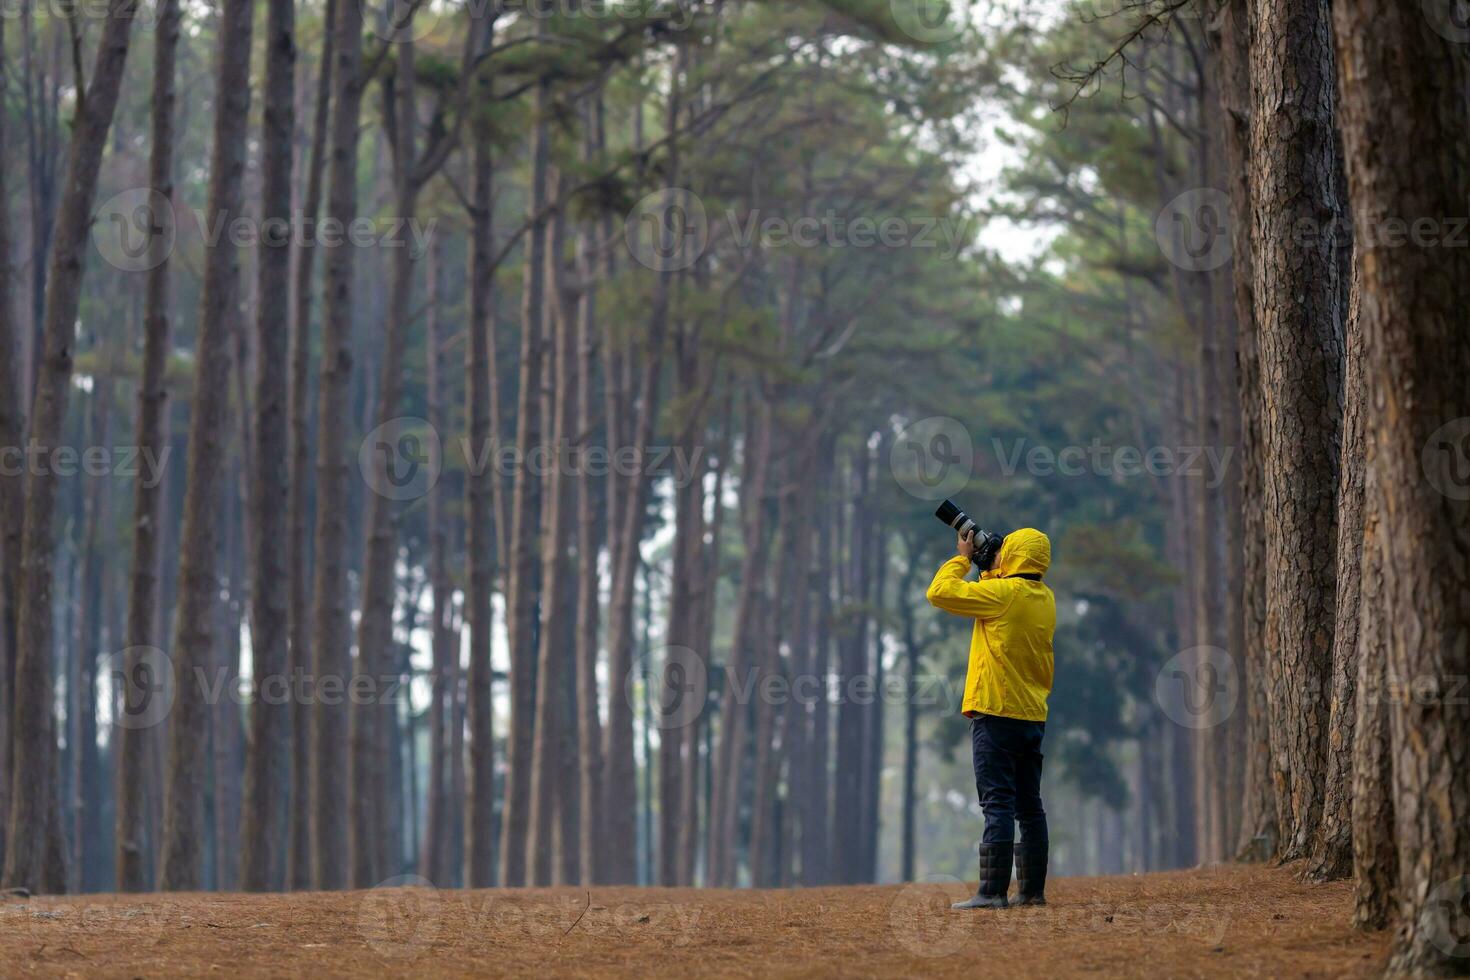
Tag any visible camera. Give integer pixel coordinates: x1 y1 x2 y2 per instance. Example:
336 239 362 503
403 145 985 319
935 499 1004 571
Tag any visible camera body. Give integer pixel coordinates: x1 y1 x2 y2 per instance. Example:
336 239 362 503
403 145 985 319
935 499 1005 572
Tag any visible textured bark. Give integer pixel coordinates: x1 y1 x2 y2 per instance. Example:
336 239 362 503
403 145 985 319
309 0 363 890
1350 430 1393 930
1332 3 1470 972
240 0 295 893
1205 0 1276 863
463 61 498 889
500 23 549 885
3 0 136 895
286 0 335 893
160 0 254 891
1248 0 1343 863
1308 262 1362 882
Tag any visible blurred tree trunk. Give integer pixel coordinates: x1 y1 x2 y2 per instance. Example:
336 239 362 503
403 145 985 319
500 18 550 888
240 0 295 892
528 192 573 887
0 9 21 879
286 0 333 893
3 0 137 898
463 26 499 887
1332 3 1470 971
115 0 180 894
309 0 363 890
160 0 254 889
834 447 871 882
1248 0 1343 863
802 435 836 885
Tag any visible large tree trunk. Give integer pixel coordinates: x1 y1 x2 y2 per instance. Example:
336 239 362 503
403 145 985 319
240 0 295 892
0 10 22 880
3 0 138 895
114 0 180 895
159 0 254 890
463 44 498 888
1331 3 1470 972
1247 0 1343 863
286 0 335 893
309 0 363 890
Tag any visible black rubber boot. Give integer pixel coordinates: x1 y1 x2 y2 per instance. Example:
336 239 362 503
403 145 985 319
951 842 1012 910
1014 839 1048 906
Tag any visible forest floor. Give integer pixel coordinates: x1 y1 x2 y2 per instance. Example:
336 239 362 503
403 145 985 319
0 863 1389 978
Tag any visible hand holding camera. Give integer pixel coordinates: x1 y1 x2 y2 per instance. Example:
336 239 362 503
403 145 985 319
935 499 1004 572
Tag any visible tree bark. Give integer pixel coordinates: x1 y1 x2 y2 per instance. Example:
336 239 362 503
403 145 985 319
1332 3 1470 971
309 0 363 890
1247 0 1343 863
0 9 21 880
3 0 137 895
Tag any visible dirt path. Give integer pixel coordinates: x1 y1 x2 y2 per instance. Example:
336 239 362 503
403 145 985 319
0 864 1388 978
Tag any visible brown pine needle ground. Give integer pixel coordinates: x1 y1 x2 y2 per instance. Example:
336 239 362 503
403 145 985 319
0 863 1389 978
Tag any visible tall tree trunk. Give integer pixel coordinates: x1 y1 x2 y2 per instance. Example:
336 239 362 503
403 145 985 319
499 19 550 887
286 0 334 893
309 0 363 890
0 9 22 880
1332 3 1470 971
114 0 179 895
350 31 421 889
1308 263 1362 881
240 0 295 892
3 0 137 895
463 33 498 887
159 0 254 890
1248 0 1343 863
421 238 451 885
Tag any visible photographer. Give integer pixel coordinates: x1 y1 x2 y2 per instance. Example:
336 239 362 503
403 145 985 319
925 525 1056 910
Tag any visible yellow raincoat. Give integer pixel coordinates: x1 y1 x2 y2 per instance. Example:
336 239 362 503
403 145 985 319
925 527 1055 721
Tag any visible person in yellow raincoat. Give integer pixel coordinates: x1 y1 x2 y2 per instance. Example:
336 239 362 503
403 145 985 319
926 526 1055 909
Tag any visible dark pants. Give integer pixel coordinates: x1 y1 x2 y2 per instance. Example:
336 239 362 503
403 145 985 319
971 714 1048 846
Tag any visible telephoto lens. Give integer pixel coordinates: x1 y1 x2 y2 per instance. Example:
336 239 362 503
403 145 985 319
934 499 1005 571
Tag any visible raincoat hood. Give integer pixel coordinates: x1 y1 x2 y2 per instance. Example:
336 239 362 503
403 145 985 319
992 528 1051 578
